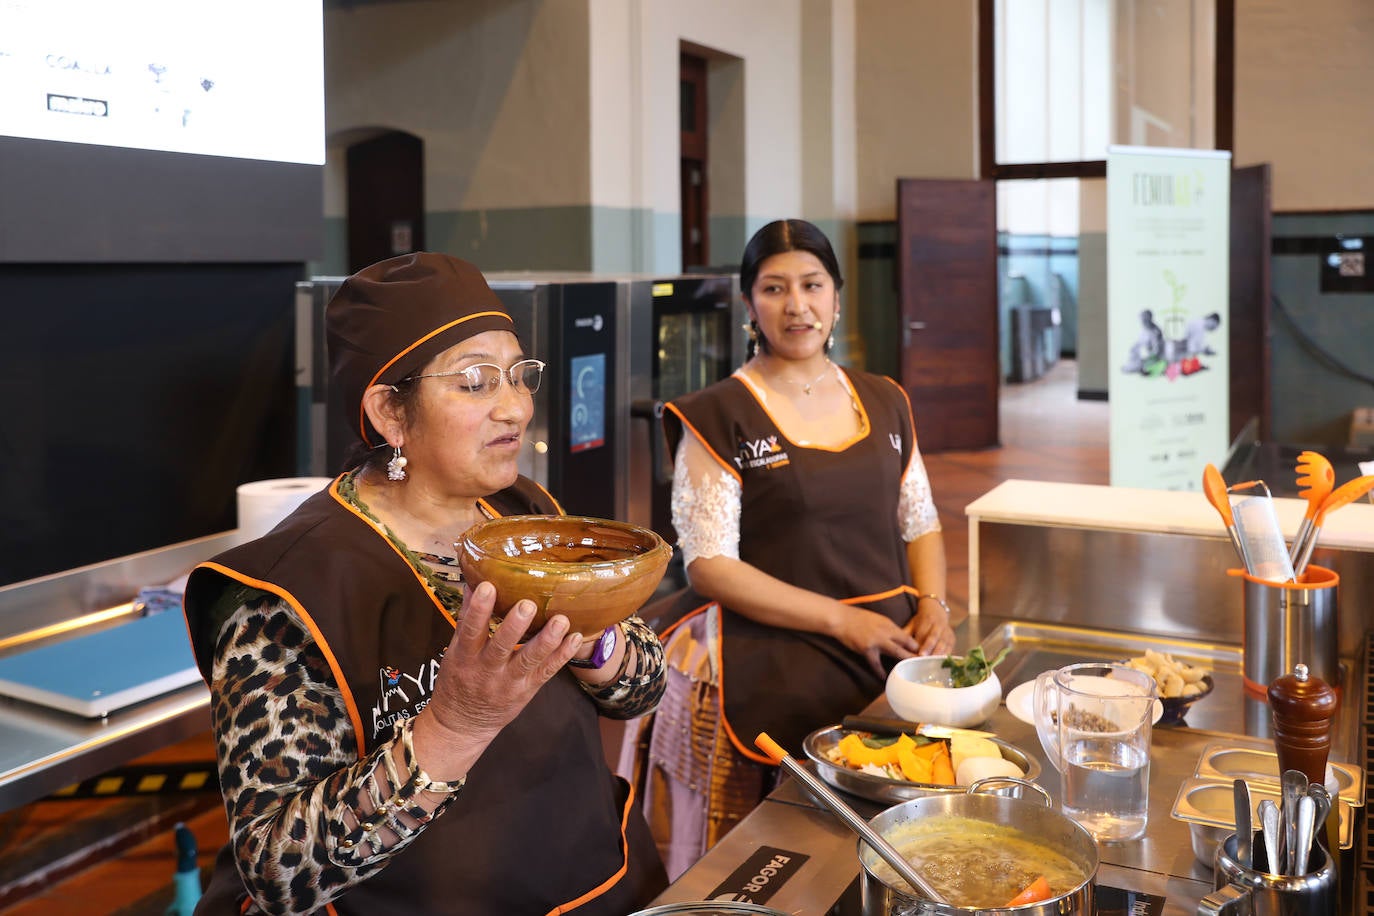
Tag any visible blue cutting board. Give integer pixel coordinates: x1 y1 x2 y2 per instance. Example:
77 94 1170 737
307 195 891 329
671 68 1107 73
0 611 202 718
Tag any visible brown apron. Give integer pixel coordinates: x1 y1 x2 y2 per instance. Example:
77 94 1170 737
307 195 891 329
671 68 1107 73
184 476 666 914
643 369 924 873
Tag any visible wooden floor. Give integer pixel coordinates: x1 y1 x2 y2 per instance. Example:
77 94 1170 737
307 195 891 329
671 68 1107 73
0 359 1107 915
926 359 1108 623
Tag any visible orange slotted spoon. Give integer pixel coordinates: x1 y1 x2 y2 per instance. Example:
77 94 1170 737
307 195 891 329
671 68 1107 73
1294 474 1374 576
1290 451 1334 565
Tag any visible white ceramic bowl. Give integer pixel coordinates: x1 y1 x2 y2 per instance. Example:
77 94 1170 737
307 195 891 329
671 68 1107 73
885 656 1002 728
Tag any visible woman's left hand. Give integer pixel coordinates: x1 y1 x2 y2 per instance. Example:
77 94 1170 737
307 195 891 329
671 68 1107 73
905 602 955 656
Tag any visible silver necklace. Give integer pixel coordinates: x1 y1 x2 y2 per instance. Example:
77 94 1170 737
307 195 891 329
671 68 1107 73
788 359 833 395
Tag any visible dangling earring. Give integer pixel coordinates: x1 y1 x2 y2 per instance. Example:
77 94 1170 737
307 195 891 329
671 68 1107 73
387 445 408 481
826 330 836 353
745 320 760 358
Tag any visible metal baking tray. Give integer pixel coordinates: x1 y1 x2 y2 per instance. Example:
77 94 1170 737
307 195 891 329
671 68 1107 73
802 724 1040 804
1171 776 1353 851
1191 741 1363 805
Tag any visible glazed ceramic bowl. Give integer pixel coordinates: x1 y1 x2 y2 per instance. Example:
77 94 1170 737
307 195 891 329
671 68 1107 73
885 656 1002 728
456 515 672 636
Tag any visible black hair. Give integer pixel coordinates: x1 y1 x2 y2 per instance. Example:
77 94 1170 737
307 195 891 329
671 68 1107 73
739 219 844 299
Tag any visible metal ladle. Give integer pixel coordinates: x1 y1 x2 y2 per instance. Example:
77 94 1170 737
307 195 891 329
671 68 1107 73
753 732 948 905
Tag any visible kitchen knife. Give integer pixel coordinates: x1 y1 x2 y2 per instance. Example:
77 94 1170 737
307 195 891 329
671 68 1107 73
1233 778 1252 869
841 714 995 739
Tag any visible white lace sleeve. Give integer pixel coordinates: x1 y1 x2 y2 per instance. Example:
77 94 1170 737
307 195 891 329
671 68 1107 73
670 435 742 565
898 449 942 542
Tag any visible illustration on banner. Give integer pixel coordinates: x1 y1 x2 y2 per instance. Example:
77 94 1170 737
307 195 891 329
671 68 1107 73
1120 269 1221 380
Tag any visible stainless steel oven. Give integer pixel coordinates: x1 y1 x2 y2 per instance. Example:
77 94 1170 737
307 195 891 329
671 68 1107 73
485 272 745 542
624 274 744 540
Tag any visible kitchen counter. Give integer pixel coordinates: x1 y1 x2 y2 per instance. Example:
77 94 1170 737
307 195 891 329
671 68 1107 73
651 614 1365 914
964 479 1374 669
964 479 1374 552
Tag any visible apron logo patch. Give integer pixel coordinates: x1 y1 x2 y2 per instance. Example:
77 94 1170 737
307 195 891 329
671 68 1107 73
371 654 442 738
735 435 789 471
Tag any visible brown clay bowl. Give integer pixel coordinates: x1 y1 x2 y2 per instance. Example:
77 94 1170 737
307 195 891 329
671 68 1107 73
456 515 673 636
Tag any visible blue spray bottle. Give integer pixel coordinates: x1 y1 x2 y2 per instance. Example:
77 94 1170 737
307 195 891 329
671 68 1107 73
166 822 203 916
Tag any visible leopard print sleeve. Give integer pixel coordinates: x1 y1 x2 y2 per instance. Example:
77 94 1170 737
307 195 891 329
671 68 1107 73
211 593 459 915
575 615 666 719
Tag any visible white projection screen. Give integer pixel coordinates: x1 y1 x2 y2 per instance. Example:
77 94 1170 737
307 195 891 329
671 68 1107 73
0 0 324 262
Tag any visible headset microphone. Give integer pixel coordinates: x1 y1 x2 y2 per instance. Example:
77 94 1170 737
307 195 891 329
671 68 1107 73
811 321 823 330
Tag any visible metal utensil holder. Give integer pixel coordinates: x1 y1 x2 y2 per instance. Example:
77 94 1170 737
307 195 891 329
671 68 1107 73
1235 565 1339 695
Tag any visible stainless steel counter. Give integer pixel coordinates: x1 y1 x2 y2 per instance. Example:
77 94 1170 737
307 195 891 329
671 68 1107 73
0 533 228 811
651 615 1365 914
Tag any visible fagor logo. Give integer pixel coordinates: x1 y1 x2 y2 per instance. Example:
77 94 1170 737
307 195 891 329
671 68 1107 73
706 846 810 905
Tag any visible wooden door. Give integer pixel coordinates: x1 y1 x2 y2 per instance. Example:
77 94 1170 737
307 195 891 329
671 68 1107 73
347 131 424 273
679 52 708 269
1228 164 1271 441
896 179 1000 451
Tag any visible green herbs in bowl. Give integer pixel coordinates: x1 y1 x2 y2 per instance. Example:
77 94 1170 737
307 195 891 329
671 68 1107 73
942 646 1011 688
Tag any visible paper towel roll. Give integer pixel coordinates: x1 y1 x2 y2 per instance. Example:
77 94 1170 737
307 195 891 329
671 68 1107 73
236 478 333 543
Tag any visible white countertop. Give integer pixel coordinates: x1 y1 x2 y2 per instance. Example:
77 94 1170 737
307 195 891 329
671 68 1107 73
965 479 1374 552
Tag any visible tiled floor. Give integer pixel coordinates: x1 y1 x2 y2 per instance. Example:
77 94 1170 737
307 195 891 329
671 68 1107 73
0 359 1108 914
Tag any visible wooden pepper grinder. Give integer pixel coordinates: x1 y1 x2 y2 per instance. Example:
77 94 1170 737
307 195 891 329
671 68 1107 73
1268 663 1337 786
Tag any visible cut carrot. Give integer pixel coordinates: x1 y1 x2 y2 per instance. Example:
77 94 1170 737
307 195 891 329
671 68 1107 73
1004 875 1052 907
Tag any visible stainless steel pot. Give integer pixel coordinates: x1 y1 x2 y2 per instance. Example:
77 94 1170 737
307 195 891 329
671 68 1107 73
629 903 792 915
858 781 1098 915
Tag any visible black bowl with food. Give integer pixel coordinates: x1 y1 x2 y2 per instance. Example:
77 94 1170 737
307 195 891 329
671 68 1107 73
1157 674 1214 725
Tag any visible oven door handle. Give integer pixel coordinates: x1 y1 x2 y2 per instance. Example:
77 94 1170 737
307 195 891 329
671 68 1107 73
631 398 671 485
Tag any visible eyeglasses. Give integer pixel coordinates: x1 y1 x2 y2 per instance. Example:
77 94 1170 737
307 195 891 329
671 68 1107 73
405 358 545 398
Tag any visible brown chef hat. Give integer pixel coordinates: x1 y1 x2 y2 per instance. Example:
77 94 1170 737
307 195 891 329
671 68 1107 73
326 252 516 449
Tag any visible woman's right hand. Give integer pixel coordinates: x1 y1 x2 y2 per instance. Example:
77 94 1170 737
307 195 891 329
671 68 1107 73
410 580 583 782
832 605 921 678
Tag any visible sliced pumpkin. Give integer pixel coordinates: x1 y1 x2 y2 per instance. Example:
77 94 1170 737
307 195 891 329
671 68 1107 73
897 742 934 783
929 742 955 785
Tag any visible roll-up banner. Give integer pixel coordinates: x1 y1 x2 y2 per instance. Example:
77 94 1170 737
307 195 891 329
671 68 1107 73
1107 146 1232 490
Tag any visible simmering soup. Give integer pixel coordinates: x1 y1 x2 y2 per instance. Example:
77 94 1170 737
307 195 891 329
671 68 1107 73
869 816 1085 909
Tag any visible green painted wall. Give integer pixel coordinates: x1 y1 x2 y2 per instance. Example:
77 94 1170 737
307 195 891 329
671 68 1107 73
1270 211 1374 445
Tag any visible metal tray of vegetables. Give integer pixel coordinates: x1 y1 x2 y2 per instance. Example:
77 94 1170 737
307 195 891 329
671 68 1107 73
802 724 1041 805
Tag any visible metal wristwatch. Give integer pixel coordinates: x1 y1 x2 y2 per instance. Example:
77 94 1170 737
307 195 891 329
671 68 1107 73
567 624 618 669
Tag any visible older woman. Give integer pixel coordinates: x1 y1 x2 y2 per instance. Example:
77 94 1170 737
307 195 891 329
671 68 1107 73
183 253 668 915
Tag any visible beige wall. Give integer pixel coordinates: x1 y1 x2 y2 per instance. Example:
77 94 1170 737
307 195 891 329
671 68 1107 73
324 0 591 216
1235 0 1374 210
589 1 809 221
854 0 979 220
